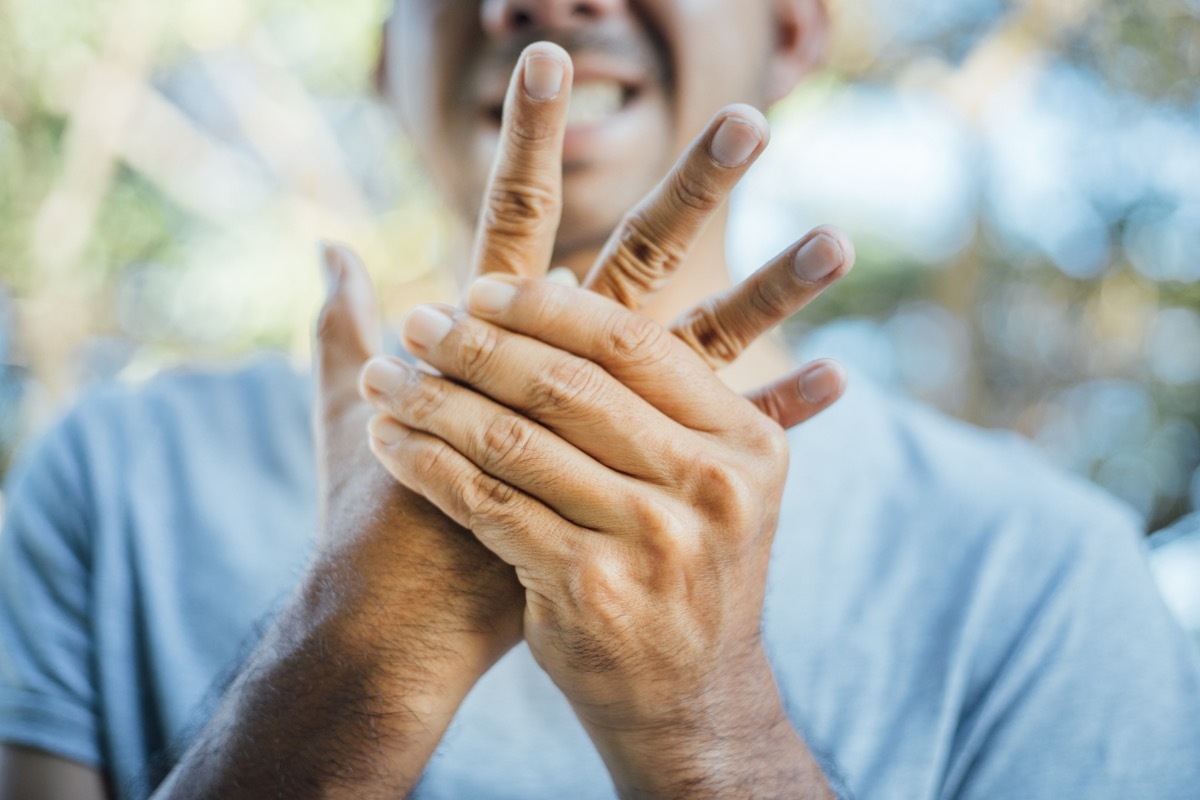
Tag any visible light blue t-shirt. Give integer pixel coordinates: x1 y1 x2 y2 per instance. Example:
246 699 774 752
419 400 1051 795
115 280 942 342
1 356 1198 798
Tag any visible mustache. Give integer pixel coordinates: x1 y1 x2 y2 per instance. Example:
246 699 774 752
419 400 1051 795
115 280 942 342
475 23 670 88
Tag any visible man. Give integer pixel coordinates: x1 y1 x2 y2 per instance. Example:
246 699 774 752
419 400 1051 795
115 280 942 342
2 1 1199 798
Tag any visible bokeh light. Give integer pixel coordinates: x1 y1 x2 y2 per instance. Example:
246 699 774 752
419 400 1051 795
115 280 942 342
0 0 1198 538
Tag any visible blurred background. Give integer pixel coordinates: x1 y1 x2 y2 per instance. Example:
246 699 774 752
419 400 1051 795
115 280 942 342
0 1 1196 557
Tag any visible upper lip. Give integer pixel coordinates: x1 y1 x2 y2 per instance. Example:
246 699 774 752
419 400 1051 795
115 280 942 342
477 52 649 120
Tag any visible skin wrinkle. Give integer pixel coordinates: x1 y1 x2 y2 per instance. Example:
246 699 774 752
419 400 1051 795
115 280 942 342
606 221 685 303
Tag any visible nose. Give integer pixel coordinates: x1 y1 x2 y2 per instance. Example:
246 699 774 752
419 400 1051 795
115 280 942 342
481 0 625 38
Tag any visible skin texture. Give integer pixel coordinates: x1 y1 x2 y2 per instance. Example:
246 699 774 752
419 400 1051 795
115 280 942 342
0 746 108 800
362 274 846 796
1 2 845 797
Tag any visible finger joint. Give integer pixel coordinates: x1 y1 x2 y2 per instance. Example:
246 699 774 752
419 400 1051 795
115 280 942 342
606 313 671 366
456 321 504 385
535 357 605 412
674 302 743 368
405 374 451 427
481 413 538 471
668 168 723 215
601 219 685 306
484 181 559 238
464 471 520 528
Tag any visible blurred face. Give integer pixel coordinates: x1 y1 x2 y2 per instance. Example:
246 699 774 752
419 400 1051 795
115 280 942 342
385 1 803 259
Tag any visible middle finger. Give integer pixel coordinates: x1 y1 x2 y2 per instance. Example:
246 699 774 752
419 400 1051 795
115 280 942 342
583 104 769 308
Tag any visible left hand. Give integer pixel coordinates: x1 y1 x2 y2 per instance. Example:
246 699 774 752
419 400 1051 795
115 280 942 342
359 228 851 794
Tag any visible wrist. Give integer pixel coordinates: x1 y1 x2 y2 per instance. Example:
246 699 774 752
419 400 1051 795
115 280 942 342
292 554 504 696
583 654 831 799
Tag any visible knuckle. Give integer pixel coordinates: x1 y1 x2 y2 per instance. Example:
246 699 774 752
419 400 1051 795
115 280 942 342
629 496 689 546
747 416 789 464
535 357 605 411
506 112 557 148
575 556 625 608
484 179 559 236
481 413 537 469
606 313 670 366
601 218 685 305
687 451 754 524
668 167 723 214
464 471 519 526
747 274 794 320
456 321 503 383
752 386 790 429
404 373 450 426
674 302 743 367
412 438 456 482
692 452 743 497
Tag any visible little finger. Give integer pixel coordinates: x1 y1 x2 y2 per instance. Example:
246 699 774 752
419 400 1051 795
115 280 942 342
745 359 847 431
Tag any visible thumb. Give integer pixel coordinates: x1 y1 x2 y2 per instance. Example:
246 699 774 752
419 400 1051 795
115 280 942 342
315 242 381 420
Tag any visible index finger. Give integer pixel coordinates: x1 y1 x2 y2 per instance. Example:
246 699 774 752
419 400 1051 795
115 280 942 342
469 43 574 281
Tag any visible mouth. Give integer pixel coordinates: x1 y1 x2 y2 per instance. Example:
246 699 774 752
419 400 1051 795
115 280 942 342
485 77 641 132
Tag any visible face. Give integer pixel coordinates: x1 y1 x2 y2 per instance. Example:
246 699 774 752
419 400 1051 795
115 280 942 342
385 1 806 261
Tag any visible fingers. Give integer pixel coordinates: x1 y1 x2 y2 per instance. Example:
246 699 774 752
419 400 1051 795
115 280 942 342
746 360 846 430
466 274 741 432
393 303 688 479
671 226 855 370
469 43 574 280
584 104 769 308
315 242 381 420
366 415 576 573
360 357 635 529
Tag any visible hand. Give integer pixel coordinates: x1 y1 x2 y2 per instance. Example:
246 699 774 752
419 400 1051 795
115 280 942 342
345 39 845 659
360 225 852 797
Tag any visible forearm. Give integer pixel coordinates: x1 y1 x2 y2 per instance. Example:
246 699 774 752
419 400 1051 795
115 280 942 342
151 561 490 800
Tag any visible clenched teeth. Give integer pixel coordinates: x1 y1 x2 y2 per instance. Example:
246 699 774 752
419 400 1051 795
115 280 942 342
567 80 625 128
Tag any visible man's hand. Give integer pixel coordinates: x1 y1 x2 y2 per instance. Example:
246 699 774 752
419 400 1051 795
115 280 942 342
360 225 852 797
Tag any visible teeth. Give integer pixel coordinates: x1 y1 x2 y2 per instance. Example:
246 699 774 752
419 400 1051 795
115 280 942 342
567 80 625 128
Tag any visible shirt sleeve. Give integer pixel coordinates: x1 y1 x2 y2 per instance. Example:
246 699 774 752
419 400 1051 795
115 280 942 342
942 513 1200 799
0 410 103 768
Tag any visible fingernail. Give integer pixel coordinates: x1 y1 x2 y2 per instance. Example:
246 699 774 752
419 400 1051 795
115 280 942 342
710 117 762 168
369 415 406 447
360 357 409 396
524 53 564 101
792 234 844 284
798 362 842 405
403 306 454 349
469 276 520 315
546 267 579 287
